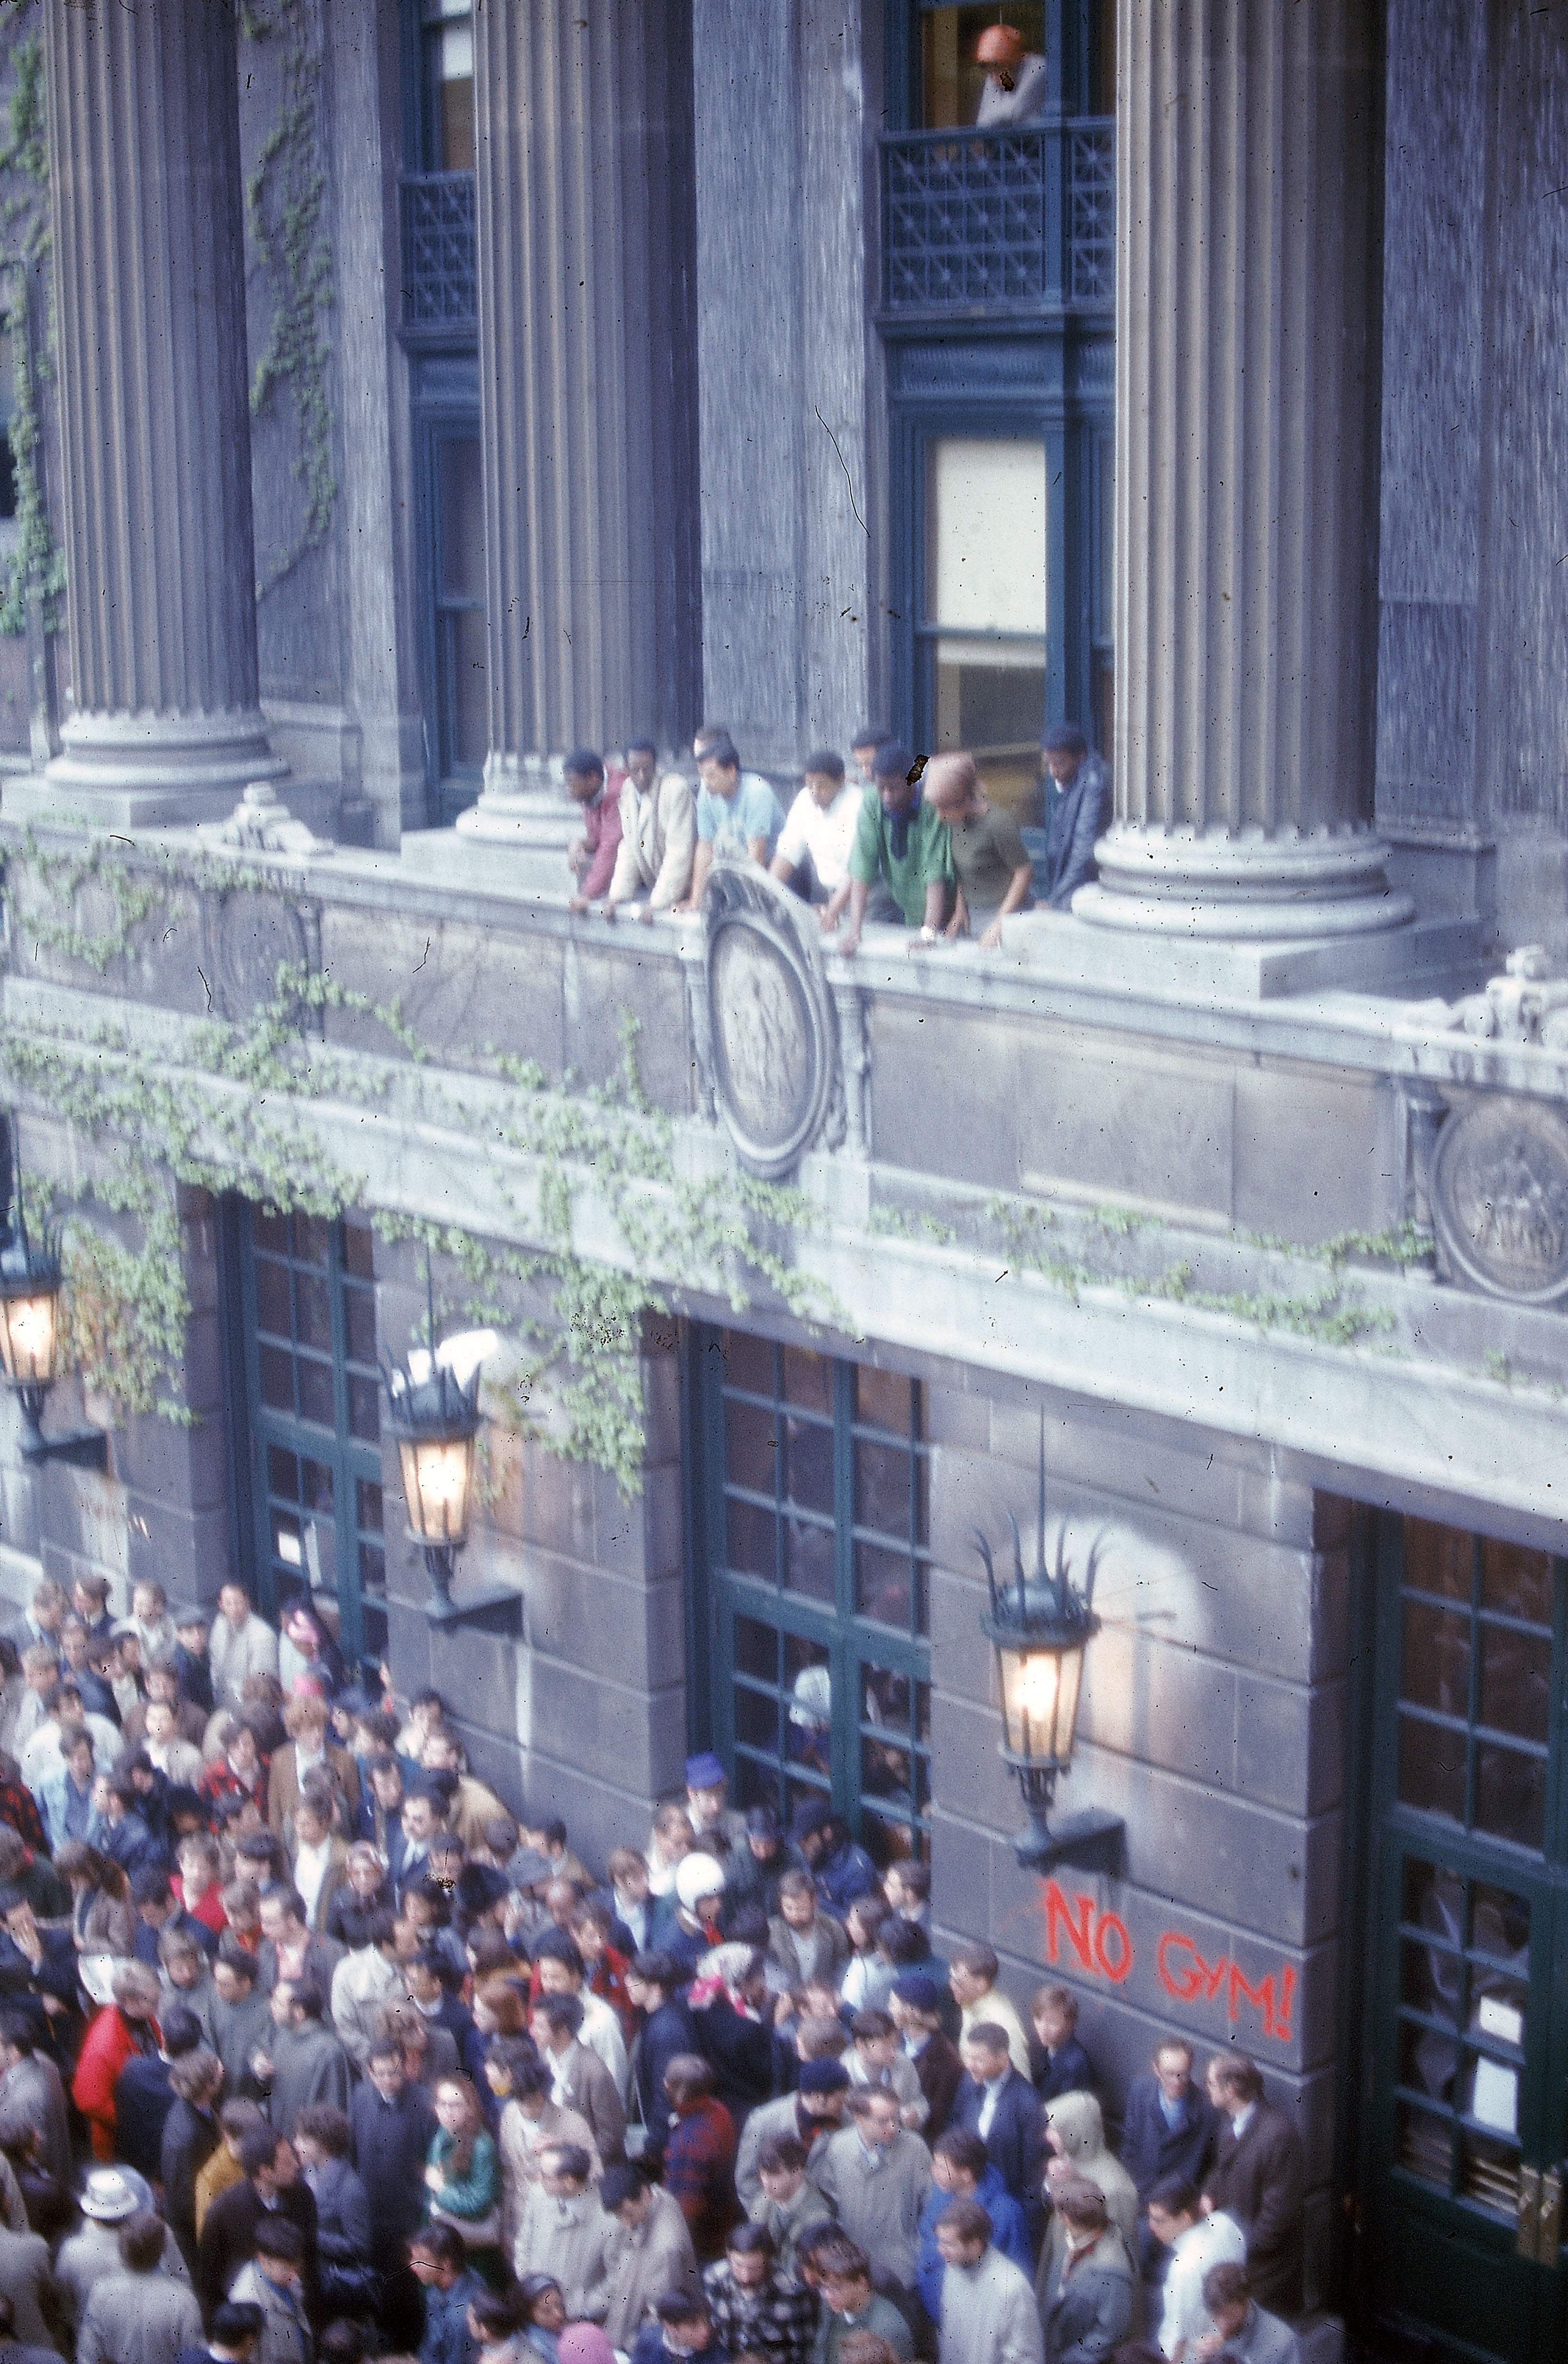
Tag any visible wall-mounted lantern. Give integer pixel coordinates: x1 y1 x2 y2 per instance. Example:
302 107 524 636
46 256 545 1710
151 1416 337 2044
383 1254 515 1632
976 1432 1124 1875
0 1120 106 1470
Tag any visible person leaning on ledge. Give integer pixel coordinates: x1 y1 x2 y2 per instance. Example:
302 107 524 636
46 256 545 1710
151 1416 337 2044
821 743 954 957
1035 723 1112 910
601 741 696 922
922 754 1035 949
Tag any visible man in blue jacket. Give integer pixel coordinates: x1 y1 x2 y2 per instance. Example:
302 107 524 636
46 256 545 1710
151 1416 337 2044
1036 724 1112 910
916 2127 1032 2318
1119 2037 1218 2280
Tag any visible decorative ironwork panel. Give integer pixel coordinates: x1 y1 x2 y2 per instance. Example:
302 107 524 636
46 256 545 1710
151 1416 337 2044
1069 126 1116 306
400 171 477 330
880 123 1113 318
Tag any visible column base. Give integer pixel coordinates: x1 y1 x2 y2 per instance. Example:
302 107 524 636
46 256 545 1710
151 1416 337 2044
11 708 288 829
1074 825 1416 939
398 753 580 899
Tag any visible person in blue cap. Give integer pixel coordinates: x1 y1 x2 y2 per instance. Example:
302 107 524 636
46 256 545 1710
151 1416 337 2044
683 1756 747 1876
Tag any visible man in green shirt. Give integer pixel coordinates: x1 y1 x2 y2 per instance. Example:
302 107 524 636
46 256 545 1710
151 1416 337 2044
925 753 1035 948
825 743 953 957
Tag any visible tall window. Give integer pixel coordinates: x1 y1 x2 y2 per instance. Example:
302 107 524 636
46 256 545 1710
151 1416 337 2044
419 0 475 170
924 436 1048 815
697 1329 932 1866
236 1210 388 1672
428 429 487 813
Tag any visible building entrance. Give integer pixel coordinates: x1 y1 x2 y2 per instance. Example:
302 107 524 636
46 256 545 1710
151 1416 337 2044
1361 1516 1568 2362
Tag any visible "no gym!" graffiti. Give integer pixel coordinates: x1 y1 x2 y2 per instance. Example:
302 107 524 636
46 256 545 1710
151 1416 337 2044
1034 1881 1297 2043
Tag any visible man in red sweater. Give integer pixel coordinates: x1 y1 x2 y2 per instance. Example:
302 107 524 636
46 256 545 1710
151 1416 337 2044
663 2053 741 2264
72 1961 162 2160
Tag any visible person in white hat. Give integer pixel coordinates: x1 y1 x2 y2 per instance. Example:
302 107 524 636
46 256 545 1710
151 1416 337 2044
669 1857 728 1974
53 2168 191 2335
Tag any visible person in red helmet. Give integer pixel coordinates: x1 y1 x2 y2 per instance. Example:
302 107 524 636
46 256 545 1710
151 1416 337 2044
975 22 1047 126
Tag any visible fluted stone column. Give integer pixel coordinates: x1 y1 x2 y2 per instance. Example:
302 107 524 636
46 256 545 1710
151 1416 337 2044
456 0 699 858
32 0 283 825
1076 0 1411 939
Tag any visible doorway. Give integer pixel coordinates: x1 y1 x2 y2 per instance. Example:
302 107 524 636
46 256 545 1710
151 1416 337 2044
1359 1514 1568 2363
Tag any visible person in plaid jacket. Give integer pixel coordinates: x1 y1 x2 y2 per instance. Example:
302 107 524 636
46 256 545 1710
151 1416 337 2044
702 2223 817 2364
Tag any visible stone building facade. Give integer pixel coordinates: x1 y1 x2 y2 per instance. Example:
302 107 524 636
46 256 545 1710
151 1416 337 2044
0 8 1566 2364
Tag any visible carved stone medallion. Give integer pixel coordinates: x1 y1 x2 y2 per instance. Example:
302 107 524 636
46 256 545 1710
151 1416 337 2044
201 888 316 1026
700 857 838 1178
1431 1095 1568 1303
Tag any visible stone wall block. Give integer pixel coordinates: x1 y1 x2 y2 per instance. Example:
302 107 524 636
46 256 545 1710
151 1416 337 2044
1076 1621 1241 1791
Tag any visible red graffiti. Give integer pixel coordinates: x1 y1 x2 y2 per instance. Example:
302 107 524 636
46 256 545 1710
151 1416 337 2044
1156 1929 1295 2041
1035 1889 1294 2039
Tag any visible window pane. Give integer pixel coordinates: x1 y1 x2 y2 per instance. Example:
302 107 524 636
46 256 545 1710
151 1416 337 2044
348 1374 380 1445
342 1222 374 1281
856 1540 912 1630
435 33 474 171
781 1346 832 1416
736 1688 780 1754
721 1331 774 1395
260 1343 295 1414
343 1286 377 1366
781 1515 836 1604
1397 2101 1453 2191
445 605 488 770
933 647 1046 816
294 1217 331 1269
1400 1599 1470 1718
856 1438 912 1540
1480 1537 1554 1627
725 1498 777 1583
267 1444 299 1500
1405 1519 1474 1605
252 1209 290 1256
358 1539 386 1601
297 1357 334 1430
301 1459 334 1514
1398 1714 1465 1822
1473 1746 1546 1852
296 1273 333 1354
782 1416 833 1519
438 439 485 602
357 1478 383 1534
926 439 1046 635
784 1639 832 1780
856 1365 910 1435
733 1615 779 1686
1478 1624 1552 1747
254 1258 291 1338
725 1397 777 1495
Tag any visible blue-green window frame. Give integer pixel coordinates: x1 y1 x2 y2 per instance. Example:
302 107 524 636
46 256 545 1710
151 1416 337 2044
688 1326 934 1866
224 1202 387 1674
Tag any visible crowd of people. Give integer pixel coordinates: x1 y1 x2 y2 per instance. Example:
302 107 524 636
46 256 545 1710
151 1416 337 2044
561 725 1112 955
0 1574 1306 2364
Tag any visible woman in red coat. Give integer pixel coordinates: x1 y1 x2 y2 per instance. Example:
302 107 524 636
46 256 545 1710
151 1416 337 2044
71 1962 162 2161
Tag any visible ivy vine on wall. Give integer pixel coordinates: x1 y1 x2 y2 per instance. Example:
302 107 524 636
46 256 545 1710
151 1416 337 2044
0 27 65 641
242 0 338 598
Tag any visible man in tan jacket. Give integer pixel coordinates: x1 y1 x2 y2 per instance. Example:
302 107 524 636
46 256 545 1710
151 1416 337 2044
601 2161 699 2351
603 746 696 916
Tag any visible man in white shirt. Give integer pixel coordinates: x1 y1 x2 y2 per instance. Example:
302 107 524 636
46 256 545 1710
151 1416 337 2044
974 23 1048 125
209 1581 280 1714
536 1932 628 2096
770 750 862 908
20 1679 120 1796
1147 2175 1247 2360
140 1698 204 1790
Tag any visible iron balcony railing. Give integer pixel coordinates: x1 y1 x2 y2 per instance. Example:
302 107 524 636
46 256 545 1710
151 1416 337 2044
400 170 478 335
880 121 1114 317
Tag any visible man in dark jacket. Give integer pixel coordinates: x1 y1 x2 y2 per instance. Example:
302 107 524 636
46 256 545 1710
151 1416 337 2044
1029 1986 1095 2106
161 2047 224 2270
348 2040 435 2277
692 1950 777 2136
1120 2039 1218 2278
1035 723 1111 910
626 1951 697 2168
787 1803 880 1919
952 2025 1047 2249
114 2003 203 2184
1201 2052 1305 2315
196 2125 318 2315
